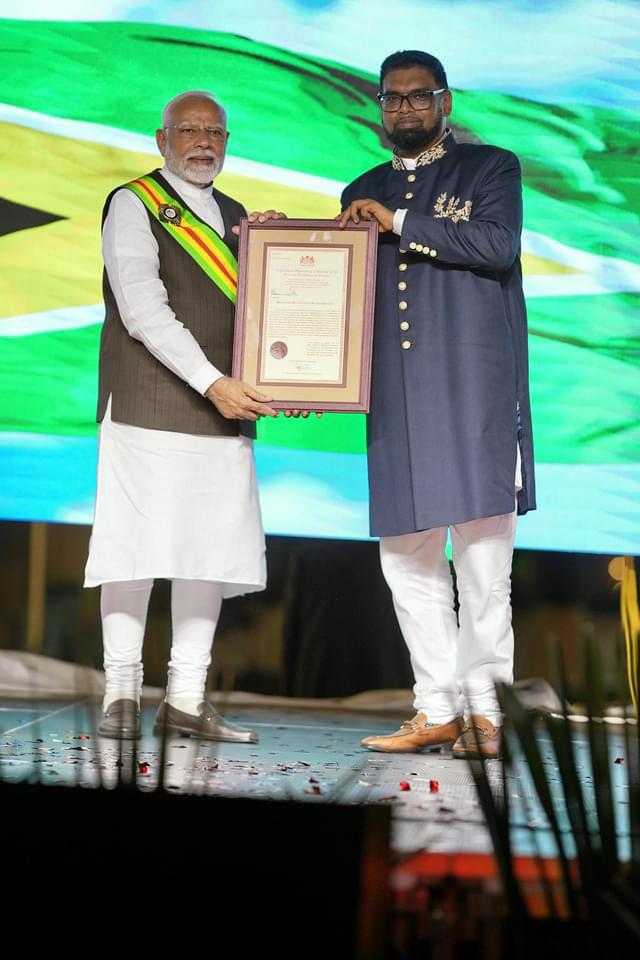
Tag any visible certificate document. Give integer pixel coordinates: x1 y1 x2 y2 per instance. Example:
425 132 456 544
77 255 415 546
233 219 378 413
260 245 350 385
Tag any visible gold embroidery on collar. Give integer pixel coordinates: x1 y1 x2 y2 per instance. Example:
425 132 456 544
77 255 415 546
392 129 450 171
433 192 473 223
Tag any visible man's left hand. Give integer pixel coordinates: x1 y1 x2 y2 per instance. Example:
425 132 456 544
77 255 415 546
337 199 394 233
232 210 287 234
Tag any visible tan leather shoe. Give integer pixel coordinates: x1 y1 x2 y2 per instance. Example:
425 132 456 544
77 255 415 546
452 715 502 759
361 713 463 753
153 701 258 743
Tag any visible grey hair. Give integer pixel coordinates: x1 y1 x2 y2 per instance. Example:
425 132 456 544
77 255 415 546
161 91 226 127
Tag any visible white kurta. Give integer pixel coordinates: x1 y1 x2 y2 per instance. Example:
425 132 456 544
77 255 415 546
84 167 266 598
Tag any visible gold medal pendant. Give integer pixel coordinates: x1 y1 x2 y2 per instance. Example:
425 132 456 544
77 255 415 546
158 203 182 225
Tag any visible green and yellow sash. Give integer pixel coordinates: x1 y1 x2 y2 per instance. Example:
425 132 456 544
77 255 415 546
125 175 238 303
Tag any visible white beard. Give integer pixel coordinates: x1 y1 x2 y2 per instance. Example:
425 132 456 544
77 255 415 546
164 146 223 186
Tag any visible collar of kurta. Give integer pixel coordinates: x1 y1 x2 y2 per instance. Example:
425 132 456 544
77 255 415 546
124 171 238 304
391 128 453 171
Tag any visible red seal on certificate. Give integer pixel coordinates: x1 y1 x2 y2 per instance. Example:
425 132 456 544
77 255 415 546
270 340 288 359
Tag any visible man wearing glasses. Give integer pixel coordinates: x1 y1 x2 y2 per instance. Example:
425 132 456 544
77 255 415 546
340 51 536 758
85 91 281 741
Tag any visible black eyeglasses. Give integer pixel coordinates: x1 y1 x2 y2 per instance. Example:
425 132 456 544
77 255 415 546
377 88 447 112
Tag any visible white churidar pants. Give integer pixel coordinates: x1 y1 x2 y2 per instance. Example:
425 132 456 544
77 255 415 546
379 511 517 725
101 578 224 710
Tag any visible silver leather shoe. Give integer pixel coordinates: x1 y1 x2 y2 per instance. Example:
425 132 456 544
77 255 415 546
153 701 258 743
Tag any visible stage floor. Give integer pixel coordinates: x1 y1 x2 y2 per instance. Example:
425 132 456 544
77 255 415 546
0 698 632 862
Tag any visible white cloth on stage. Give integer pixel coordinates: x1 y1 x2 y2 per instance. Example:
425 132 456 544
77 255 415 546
379 510 517 726
84 166 266 597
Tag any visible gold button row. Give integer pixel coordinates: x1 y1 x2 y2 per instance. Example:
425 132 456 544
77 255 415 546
401 340 412 350
408 241 437 257
407 173 416 182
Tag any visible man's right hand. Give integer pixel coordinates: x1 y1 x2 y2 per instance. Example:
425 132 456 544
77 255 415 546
205 377 278 421
337 198 394 232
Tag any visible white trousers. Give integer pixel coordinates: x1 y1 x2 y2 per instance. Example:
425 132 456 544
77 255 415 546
101 578 224 709
379 512 517 725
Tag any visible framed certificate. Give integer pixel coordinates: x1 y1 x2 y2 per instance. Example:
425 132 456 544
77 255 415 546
232 219 378 412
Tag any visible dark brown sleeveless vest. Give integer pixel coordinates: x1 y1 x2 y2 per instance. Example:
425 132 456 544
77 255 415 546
97 169 253 438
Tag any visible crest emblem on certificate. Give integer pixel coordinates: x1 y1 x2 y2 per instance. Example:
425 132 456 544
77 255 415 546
433 193 472 223
158 203 182 226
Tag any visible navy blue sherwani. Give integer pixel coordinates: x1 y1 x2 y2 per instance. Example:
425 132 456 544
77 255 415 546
342 133 536 537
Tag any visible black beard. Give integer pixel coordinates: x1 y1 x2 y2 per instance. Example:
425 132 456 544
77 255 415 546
387 120 442 154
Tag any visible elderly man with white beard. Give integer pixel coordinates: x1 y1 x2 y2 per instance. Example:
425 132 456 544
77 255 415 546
84 91 283 741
